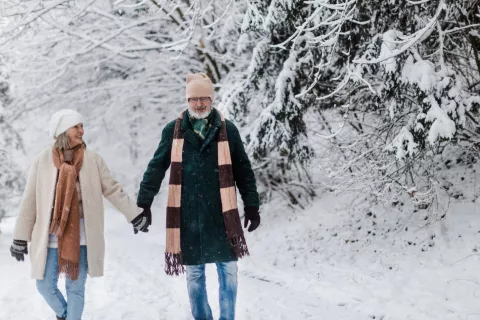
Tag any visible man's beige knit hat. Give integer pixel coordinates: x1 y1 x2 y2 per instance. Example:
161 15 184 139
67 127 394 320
186 73 214 101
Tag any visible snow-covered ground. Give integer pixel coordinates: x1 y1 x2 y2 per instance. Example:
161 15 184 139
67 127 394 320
1 182 479 319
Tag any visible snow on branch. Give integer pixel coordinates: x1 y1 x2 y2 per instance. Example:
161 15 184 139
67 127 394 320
444 23 480 35
406 0 431 5
0 0 71 44
353 0 446 65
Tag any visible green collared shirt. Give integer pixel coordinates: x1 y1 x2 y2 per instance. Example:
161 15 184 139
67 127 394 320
188 110 213 140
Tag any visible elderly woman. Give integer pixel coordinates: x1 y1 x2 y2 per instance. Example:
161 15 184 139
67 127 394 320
9 109 149 320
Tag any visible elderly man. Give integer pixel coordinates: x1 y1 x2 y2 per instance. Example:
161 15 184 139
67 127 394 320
137 73 260 320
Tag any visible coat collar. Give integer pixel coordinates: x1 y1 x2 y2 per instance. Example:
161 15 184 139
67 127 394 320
181 112 202 150
201 108 222 151
181 108 222 151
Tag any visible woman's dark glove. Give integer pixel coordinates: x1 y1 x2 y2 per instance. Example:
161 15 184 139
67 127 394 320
10 239 28 261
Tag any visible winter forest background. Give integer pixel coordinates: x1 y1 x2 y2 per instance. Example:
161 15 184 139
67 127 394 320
1 0 480 319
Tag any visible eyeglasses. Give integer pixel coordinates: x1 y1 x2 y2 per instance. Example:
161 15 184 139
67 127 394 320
188 97 211 103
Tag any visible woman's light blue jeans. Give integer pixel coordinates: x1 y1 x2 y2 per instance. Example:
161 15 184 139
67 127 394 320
36 246 88 320
185 261 238 320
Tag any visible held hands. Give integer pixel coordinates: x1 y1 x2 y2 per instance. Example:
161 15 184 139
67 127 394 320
243 206 260 232
139 205 152 226
132 206 152 234
10 239 28 262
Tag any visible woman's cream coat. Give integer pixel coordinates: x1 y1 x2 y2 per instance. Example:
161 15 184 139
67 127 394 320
13 147 142 280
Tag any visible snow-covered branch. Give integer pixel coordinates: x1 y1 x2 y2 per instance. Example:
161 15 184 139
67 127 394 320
353 0 446 64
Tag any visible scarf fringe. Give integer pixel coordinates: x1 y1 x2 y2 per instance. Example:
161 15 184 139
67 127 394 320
58 258 80 281
164 252 185 276
230 234 250 258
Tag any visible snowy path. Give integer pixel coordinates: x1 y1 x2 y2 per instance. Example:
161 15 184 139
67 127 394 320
0 206 369 320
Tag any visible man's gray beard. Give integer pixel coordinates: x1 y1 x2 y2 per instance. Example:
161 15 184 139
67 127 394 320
188 107 212 119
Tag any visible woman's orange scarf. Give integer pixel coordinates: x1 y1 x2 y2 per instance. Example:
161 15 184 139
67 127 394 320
49 145 84 280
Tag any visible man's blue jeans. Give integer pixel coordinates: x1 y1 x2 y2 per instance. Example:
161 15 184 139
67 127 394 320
36 246 88 320
185 261 238 320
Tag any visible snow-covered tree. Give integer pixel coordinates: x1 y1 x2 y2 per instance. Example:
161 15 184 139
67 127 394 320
0 0 242 190
1 0 478 211
0 65 25 226
219 0 357 207
316 0 480 209
218 0 479 209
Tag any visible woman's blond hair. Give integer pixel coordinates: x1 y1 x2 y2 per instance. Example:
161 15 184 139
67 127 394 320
54 132 86 151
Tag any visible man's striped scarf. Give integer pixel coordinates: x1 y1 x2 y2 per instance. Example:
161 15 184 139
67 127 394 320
165 109 249 276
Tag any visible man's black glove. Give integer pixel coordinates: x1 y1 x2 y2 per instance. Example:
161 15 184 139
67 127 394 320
10 239 28 262
243 206 260 232
138 205 152 227
132 211 150 234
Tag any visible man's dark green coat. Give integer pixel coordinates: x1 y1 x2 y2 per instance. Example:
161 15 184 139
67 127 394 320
137 109 259 265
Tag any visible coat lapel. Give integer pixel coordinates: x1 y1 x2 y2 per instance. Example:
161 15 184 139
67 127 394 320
46 150 58 205
181 111 203 151
201 108 222 152
78 150 90 206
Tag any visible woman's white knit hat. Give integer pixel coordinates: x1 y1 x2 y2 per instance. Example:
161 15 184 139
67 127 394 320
49 109 83 139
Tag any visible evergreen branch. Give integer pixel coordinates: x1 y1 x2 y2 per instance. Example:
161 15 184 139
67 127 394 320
353 0 446 64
